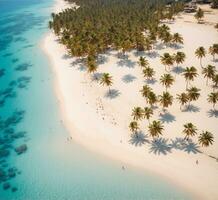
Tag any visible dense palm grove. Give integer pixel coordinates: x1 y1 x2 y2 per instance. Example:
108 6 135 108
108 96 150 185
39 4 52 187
50 0 217 149
50 0 183 57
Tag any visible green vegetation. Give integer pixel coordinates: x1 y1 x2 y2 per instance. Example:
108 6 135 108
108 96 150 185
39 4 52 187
50 0 183 58
194 8 204 23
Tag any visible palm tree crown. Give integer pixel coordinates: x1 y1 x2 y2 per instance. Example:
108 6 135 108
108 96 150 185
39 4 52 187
159 92 173 110
143 107 153 121
195 46 206 67
198 131 214 147
212 74 218 90
183 66 198 89
174 51 186 66
147 91 158 107
202 65 216 85
129 121 139 134
187 87 201 104
183 123 197 140
209 44 218 60
131 107 144 120
138 56 149 68
161 53 174 71
160 73 174 91
172 33 183 46
100 73 113 91
143 66 155 81
140 85 152 99
148 120 164 139
176 93 189 110
207 92 218 109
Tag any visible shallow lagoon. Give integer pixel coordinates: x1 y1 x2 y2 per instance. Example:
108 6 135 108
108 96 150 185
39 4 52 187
0 0 191 199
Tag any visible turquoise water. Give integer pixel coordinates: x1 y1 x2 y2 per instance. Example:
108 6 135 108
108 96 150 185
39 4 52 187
0 0 191 199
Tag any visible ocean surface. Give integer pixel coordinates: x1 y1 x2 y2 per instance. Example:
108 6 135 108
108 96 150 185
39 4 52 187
0 0 191 199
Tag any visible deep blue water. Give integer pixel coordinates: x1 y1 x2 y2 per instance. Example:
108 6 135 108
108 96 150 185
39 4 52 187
0 0 191 199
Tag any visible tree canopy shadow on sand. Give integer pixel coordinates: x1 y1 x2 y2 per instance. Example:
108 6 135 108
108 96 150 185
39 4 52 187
149 138 172 155
117 58 136 68
92 72 103 82
145 78 157 85
133 50 146 57
122 74 137 83
129 131 150 147
207 109 218 118
104 89 121 99
183 105 200 113
97 54 108 65
145 51 160 58
172 66 184 74
148 137 201 155
159 112 176 123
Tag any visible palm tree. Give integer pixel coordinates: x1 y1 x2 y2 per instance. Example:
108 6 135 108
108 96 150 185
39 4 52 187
131 107 144 120
162 32 172 46
202 65 216 85
198 131 214 147
147 92 158 107
143 107 153 122
212 74 218 91
183 67 198 89
148 120 164 140
140 85 152 100
87 63 98 76
208 44 218 61
187 87 201 106
207 92 218 109
194 8 204 23
161 53 174 71
174 51 186 67
144 38 153 53
160 74 174 91
182 123 197 140
195 47 206 67
129 121 139 135
172 33 183 46
143 67 155 81
159 91 173 111
138 56 149 68
100 73 113 93
176 92 189 110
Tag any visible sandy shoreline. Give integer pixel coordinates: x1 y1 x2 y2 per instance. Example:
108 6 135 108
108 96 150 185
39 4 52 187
42 0 218 199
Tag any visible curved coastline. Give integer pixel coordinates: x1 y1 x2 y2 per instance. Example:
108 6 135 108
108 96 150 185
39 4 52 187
42 0 218 199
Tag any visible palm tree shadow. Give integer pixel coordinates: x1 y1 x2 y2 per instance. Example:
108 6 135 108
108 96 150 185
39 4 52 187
97 55 108 65
207 109 218 118
133 50 146 57
149 138 171 155
62 54 71 60
117 59 136 69
116 52 129 59
169 137 186 150
159 112 176 123
71 58 85 67
172 66 184 74
184 105 200 113
129 132 150 147
183 140 201 154
104 89 121 99
92 72 103 82
145 79 157 85
154 43 165 50
122 74 137 83
145 51 159 58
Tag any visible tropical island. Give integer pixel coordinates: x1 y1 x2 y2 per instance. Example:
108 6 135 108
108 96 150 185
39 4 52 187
43 0 218 199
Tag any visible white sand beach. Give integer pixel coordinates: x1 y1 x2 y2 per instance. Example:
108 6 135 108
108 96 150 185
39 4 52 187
42 1 218 199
